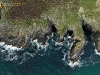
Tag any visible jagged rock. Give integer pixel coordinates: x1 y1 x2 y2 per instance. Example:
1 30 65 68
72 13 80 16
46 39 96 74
46 18 57 33
79 4 100 54
81 18 93 32
58 29 74 42
92 31 100 52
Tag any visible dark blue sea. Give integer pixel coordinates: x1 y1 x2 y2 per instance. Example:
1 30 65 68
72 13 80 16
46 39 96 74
0 31 100 75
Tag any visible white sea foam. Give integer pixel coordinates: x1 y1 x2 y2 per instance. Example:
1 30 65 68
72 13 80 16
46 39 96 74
62 53 67 61
32 39 48 50
51 33 54 37
67 41 70 46
95 49 100 55
69 42 73 50
0 42 22 51
0 34 75 64
5 55 18 61
55 42 63 46
93 43 95 46
68 60 81 68
67 36 71 39
0 42 5 46
4 45 22 51
23 52 35 57
0 42 23 61
32 39 49 56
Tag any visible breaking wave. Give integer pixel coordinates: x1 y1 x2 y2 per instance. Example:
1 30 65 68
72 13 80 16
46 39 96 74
0 32 100 68
95 49 100 56
68 60 82 68
0 33 73 66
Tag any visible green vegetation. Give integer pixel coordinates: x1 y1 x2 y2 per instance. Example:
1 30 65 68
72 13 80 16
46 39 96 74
1 0 99 52
79 0 100 31
79 0 100 18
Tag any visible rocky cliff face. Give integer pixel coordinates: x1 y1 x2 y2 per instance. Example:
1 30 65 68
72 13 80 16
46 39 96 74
79 0 100 54
1 0 100 64
81 16 100 53
0 19 85 64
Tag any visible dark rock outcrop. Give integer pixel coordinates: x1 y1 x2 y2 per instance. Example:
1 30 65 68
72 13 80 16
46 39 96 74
64 29 74 37
0 19 59 48
0 18 85 64
92 31 100 53
81 17 93 32
81 16 100 54
46 18 57 32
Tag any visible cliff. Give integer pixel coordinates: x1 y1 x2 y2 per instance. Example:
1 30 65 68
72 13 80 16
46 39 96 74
79 0 100 54
1 0 99 63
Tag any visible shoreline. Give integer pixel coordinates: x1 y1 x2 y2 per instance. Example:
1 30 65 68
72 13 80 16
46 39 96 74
0 19 86 64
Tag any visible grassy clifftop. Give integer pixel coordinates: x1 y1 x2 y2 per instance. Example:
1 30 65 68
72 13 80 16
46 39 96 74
80 0 100 31
1 0 84 36
1 0 99 61
1 0 85 54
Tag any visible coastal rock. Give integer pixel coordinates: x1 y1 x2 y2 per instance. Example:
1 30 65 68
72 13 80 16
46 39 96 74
79 6 100 54
0 19 59 48
0 0 88 64
69 39 85 63
92 31 100 53
82 18 100 54
46 18 57 33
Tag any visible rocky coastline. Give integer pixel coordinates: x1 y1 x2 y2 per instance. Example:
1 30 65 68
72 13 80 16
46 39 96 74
81 16 100 54
1 0 100 65
0 18 86 64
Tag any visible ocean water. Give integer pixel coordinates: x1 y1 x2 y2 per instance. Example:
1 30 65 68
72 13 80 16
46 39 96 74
0 31 100 75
